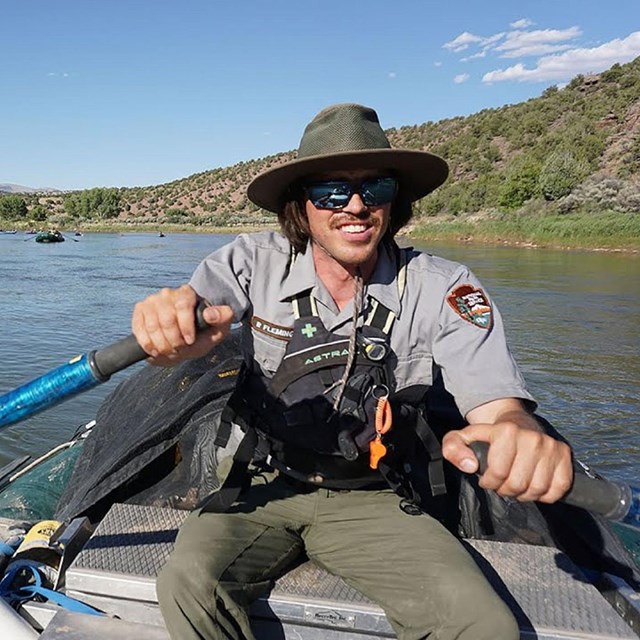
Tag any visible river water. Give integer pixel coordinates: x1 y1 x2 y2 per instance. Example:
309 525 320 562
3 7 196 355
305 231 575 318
0 232 638 486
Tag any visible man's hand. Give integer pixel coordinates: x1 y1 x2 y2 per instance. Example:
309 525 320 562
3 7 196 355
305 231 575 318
131 284 234 366
442 398 573 504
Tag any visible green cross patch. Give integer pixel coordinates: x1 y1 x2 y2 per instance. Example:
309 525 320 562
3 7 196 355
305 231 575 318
301 323 317 338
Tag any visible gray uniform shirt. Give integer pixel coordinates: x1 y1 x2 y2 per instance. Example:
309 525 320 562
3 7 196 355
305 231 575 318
189 231 535 418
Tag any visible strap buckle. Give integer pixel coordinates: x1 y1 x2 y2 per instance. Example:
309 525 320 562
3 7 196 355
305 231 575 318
358 335 389 362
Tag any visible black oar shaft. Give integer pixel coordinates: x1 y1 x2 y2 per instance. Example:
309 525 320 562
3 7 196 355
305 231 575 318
470 441 639 526
91 335 149 380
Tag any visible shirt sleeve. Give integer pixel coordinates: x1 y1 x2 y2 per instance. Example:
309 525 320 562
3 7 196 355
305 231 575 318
188 234 253 322
432 265 536 418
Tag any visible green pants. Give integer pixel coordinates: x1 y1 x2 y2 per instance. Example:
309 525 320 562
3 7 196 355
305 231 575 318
156 470 518 640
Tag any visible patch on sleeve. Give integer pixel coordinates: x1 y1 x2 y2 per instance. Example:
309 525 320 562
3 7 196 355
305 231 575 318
251 316 294 341
447 285 493 330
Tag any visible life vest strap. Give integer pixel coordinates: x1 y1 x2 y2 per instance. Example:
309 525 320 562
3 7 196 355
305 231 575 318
292 293 317 319
267 454 385 490
414 412 447 496
197 426 258 514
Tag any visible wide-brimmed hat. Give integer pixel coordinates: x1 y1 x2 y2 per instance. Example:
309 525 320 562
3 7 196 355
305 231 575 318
247 103 449 213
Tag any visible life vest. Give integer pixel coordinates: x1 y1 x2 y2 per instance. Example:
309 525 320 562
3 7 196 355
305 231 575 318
243 291 395 458
199 247 446 513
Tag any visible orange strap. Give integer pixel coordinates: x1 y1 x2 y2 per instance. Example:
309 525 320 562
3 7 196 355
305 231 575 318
375 396 392 435
369 396 393 469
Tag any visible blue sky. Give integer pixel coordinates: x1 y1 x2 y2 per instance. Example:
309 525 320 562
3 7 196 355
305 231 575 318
2 1 639 191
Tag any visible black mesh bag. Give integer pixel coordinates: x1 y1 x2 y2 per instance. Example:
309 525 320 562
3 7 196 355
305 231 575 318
55 332 243 522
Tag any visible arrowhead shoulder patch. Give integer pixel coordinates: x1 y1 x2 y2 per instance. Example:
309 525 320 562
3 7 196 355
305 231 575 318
447 285 493 330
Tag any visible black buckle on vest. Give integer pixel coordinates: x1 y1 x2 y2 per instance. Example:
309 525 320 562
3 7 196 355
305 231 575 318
357 335 389 362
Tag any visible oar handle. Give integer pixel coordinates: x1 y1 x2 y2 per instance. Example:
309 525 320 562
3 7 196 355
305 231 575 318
469 442 636 523
91 300 211 379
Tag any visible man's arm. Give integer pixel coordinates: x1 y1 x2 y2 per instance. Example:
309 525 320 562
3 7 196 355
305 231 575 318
441 397 573 504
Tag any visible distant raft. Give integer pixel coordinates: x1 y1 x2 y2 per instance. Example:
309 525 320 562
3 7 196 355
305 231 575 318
35 231 65 243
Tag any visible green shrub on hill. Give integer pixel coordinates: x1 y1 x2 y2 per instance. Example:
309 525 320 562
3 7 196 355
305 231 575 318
64 188 122 219
0 195 28 220
539 151 590 201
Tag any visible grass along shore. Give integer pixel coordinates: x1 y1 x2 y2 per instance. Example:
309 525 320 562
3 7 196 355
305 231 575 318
4 210 639 253
409 210 640 252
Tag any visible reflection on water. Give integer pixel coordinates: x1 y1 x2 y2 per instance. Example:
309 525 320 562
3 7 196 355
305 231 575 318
0 233 639 484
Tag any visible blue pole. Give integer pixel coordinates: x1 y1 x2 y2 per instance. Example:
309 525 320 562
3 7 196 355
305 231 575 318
0 301 210 430
0 354 101 428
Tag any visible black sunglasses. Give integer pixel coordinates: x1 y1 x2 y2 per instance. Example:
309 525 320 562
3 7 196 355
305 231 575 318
303 176 398 210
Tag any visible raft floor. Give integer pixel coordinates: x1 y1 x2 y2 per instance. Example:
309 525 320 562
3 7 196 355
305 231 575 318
34 502 638 639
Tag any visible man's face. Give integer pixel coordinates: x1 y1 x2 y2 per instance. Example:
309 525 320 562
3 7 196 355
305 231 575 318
304 170 392 273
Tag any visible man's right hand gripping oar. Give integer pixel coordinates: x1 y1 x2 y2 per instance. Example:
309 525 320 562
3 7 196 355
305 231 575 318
132 284 234 366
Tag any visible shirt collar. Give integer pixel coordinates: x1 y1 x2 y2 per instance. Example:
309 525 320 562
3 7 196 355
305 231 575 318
365 241 401 317
278 243 316 301
278 239 402 317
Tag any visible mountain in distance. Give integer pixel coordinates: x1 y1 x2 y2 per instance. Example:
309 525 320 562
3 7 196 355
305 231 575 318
0 183 61 194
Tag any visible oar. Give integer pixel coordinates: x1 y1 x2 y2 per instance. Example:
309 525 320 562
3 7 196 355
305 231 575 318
470 442 640 529
0 302 210 429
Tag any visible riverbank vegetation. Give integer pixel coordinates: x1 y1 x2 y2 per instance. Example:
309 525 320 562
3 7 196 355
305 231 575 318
409 209 640 251
2 58 639 251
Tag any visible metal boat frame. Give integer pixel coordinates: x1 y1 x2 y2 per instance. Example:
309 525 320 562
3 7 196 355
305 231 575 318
3 501 637 640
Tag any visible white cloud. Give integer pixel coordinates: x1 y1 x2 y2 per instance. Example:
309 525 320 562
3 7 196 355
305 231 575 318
461 50 487 62
388 72 397 79
483 31 640 82
494 26 582 58
454 73 470 84
482 33 505 48
434 61 442 67
483 63 528 83
510 18 534 30
445 31 504 58
444 24 581 61
501 43 574 58
443 31 485 52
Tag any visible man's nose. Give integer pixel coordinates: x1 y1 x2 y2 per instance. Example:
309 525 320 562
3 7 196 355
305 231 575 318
341 192 368 214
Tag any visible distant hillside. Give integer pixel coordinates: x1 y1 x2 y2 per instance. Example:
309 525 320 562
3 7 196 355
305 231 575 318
0 183 61 194
2 57 639 227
